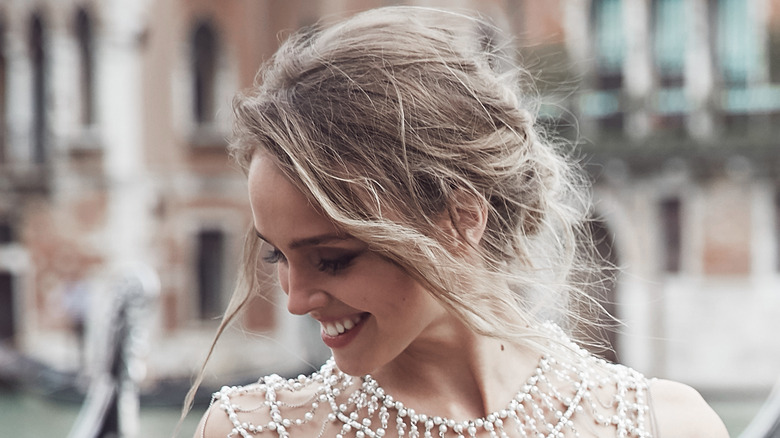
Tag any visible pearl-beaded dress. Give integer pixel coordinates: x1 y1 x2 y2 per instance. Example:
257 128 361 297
203 326 655 438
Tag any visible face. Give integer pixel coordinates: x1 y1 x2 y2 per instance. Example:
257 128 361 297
247 154 452 376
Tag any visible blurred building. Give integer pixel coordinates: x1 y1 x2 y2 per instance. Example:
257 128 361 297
0 0 777 410
557 0 780 403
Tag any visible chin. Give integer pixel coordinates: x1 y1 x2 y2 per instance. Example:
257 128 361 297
331 355 372 377
333 349 398 377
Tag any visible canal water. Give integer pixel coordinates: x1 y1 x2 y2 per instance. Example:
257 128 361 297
0 387 767 437
0 387 202 438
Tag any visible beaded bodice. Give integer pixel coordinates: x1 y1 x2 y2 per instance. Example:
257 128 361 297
208 330 654 438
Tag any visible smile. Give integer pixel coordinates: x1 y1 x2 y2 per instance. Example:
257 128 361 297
321 314 365 337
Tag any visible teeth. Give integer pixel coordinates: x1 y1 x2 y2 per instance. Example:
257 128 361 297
322 315 362 337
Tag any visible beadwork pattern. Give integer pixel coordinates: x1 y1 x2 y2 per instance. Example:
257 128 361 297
210 327 653 438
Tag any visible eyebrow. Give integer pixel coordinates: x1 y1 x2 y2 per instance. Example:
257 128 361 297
254 230 352 249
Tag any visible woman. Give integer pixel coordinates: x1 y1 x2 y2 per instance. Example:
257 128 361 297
189 7 727 437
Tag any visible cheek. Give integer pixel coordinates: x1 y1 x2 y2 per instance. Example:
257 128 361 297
371 268 427 308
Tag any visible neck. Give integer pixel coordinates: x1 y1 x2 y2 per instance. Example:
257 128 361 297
369 319 541 421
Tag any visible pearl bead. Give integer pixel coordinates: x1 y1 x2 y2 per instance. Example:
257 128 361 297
212 323 653 438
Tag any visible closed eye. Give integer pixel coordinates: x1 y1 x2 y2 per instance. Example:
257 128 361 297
262 248 286 265
316 253 358 274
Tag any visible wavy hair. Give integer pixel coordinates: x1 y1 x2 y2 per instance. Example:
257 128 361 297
180 5 606 427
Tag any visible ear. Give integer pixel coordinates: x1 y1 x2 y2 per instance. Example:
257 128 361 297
443 189 489 249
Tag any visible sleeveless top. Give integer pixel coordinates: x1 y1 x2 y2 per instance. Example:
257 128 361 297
204 326 655 438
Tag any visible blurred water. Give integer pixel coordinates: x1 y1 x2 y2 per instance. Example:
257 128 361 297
710 397 767 438
0 388 202 438
0 387 765 437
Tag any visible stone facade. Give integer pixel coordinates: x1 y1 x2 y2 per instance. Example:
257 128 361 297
560 0 780 400
0 0 777 409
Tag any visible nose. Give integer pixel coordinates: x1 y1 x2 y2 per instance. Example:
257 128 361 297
279 264 328 315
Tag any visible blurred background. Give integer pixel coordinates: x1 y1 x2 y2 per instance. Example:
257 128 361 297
0 0 778 437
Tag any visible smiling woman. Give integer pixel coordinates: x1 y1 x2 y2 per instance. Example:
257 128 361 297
248 154 453 376
180 6 728 438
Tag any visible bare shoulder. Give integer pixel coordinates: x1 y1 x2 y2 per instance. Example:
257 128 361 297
194 398 233 438
650 379 729 438
194 375 334 438
194 382 268 438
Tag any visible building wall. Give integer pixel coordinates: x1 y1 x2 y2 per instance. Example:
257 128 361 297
0 0 777 403
563 0 780 397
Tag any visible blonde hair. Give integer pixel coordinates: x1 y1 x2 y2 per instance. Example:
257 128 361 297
180 5 605 427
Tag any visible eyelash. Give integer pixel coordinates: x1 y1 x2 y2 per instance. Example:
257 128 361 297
262 248 286 264
262 249 357 274
316 254 357 274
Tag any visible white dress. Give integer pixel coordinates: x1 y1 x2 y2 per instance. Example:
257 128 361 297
204 326 655 438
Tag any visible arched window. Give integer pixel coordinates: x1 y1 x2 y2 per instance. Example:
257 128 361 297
771 22 780 84
75 8 94 126
0 213 14 343
191 20 218 126
0 271 14 342
712 0 758 87
590 0 625 90
30 14 47 164
660 197 682 273
196 228 225 319
0 215 11 244
0 18 6 164
588 0 625 131
651 0 685 87
650 0 687 130
775 190 780 271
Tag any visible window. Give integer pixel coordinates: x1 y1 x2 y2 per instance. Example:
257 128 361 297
30 14 47 164
589 0 625 131
770 27 780 84
776 190 780 271
0 272 14 341
712 0 759 87
591 0 625 89
651 0 685 87
196 229 225 319
660 198 682 273
75 8 94 126
0 218 12 244
0 19 6 164
191 20 218 126
650 0 687 131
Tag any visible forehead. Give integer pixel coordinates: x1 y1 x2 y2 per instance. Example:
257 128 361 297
247 154 338 244
247 154 295 193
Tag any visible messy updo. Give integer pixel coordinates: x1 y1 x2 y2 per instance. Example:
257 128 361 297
179 7 602 426
230 6 596 343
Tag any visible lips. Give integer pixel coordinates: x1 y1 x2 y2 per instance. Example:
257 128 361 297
319 313 367 349
321 314 364 337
